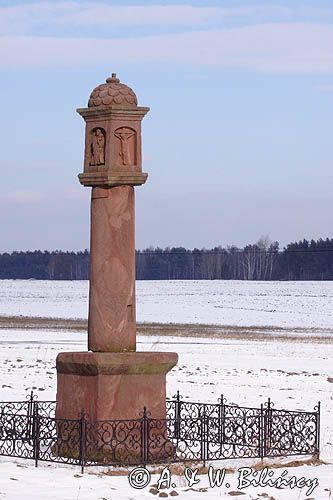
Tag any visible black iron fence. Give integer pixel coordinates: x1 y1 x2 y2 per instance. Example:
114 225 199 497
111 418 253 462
0 392 320 472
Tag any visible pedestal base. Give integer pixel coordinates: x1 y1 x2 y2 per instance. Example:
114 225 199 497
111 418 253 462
56 351 178 421
55 351 178 464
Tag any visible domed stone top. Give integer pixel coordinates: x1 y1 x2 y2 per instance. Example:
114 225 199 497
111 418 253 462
88 73 138 108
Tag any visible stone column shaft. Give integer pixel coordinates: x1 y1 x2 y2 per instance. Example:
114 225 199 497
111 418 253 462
88 185 136 352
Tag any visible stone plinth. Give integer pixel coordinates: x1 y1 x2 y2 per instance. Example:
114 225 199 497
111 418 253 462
56 351 178 421
88 185 136 353
55 352 178 463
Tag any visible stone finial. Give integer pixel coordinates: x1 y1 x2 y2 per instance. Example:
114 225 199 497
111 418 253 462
88 73 137 108
106 73 120 83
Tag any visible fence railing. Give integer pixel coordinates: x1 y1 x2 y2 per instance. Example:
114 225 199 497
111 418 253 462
0 392 320 472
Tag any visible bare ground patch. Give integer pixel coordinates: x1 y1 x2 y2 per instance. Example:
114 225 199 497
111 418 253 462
0 315 332 344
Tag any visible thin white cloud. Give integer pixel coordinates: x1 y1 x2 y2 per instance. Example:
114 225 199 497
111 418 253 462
0 2 332 35
0 23 332 74
3 190 45 204
316 83 333 92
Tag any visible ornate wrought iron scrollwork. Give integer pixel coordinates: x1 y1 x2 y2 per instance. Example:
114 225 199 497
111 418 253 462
0 392 321 469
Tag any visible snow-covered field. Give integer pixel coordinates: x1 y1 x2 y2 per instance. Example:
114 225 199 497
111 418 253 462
1 279 333 330
0 279 332 499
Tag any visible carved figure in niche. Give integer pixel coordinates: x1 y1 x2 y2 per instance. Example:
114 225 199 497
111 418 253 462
90 128 105 166
114 127 136 166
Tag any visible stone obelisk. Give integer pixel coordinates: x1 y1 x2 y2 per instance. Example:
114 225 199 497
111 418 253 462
55 74 178 422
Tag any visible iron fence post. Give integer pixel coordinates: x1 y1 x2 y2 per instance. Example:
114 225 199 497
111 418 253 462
27 391 34 441
259 404 264 461
33 404 39 467
265 397 272 456
79 409 86 474
315 401 321 459
175 391 181 440
141 407 148 464
218 394 225 445
200 407 207 465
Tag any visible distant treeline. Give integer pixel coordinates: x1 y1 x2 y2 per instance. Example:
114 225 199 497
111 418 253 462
1 237 333 281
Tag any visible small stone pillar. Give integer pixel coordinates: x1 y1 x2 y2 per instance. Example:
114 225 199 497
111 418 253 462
55 74 177 428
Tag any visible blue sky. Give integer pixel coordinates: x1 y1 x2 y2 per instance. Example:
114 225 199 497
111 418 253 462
0 0 332 251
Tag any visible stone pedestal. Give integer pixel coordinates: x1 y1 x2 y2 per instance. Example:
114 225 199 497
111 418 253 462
56 351 178 421
56 351 178 463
